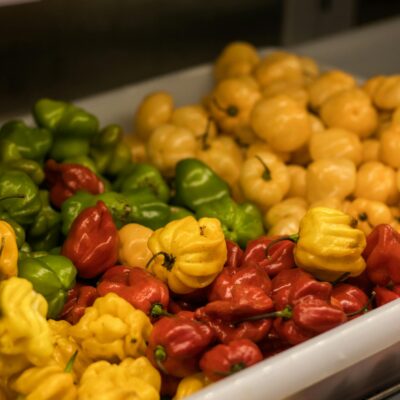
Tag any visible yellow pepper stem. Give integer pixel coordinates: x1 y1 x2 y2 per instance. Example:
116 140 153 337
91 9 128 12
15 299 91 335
146 251 176 271
212 97 238 117
254 155 272 181
64 350 78 373
200 118 213 150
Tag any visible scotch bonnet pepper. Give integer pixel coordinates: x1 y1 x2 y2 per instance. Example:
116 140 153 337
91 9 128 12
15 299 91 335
374 285 400 306
0 220 18 280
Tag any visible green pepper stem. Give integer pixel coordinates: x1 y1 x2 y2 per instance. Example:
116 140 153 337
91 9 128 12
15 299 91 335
154 345 168 375
201 118 213 151
64 350 78 373
238 305 293 323
254 155 272 181
150 303 173 318
0 194 25 202
146 251 176 271
331 272 351 286
214 362 247 376
265 233 299 257
346 291 376 317
212 97 238 117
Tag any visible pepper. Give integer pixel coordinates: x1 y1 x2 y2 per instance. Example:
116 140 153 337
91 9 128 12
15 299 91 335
18 254 77 319
89 124 132 177
330 283 370 319
44 159 104 208
113 162 170 203
174 158 230 211
374 285 400 307
97 266 170 318
362 224 400 286
59 283 99 325
225 239 243 269
63 155 98 173
146 216 227 294
196 197 264 248
61 201 119 279
173 373 209 400
168 206 194 222
199 339 262 382
69 293 152 362
0 217 25 249
146 312 214 377
0 220 18 280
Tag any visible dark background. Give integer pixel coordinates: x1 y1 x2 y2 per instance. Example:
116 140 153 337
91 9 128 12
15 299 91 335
0 0 399 114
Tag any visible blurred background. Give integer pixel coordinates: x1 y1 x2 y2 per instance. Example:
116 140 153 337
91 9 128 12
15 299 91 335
0 0 399 115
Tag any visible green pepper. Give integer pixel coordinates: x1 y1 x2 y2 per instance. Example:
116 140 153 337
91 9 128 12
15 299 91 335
50 137 91 161
0 170 41 226
113 163 170 202
196 197 264 248
96 191 133 228
168 206 194 222
90 124 131 177
0 120 52 162
63 155 98 173
18 254 76 319
174 158 230 211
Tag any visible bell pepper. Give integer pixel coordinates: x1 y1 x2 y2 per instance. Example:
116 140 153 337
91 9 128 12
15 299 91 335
196 196 264 248
199 339 263 382
89 124 132 177
363 224 400 286
69 293 152 362
173 373 209 400
78 357 160 400
0 170 42 226
147 216 227 294
0 277 53 370
242 236 296 278
61 201 119 279
146 312 215 377
168 206 194 222
331 283 370 319
174 158 230 211
374 285 400 306
59 283 99 325
113 162 170 203
118 223 153 269
0 120 52 162
97 266 170 318
44 159 104 208
27 190 62 251
18 254 77 319
0 220 18 280
225 239 243 269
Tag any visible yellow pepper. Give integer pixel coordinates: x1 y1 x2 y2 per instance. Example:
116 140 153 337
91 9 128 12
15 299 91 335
123 135 148 163
146 124 198 177
294 207 366 281
309 128 362 165
250 95 311 152
369 75 400 110
69 293 152 362
309 113 325 134
209 77 261 135
134 91 174 140
343 198 392 236
392 105 400 124
268 217 302 236
309 197 343 211
355 161 398 204
0 220 18 280
286 165 307 198
262 80 309 108
173 373 209 400
147 216 227 294
379 124 400 168
0 353 31 380
0 277 53 369
289 143 312 166
118 223 153 269
306 159 356 203
308 70 356 111
264 197 308 230
239 151 290 211
375 110 393 138
363 75 385 99
246 140 290 163
362 139 380 163
299 56 320 84
78 357 160 400
233 124 259 146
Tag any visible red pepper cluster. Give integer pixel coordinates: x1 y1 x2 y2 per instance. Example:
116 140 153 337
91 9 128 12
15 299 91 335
58 225 400 393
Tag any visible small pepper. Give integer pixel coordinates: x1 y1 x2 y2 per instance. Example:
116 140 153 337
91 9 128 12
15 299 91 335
199 339 263 382
61 201 119 279
330 283 370 319
0 217 25 249
173 373 209 400
0 220 18 280
374 285 400 306
225 239 244 269
44 159 104 208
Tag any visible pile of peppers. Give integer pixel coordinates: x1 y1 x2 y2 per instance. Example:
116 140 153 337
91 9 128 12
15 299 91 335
0 99 400 400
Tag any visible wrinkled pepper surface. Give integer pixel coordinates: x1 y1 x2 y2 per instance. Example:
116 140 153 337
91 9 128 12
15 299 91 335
0 220 18 280
173 373 209 400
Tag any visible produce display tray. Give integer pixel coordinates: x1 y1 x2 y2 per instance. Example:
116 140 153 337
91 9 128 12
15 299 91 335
6 52 400 400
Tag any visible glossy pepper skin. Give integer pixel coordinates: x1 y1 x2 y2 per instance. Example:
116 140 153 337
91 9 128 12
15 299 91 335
331 283 370 319
0 220 18 280
243 236 296 277
199 339 263 382
146 312 215 377
363 224 400 285
45 159 104 208
196 197 264 248
18 254 77 319
62 201 119 279
0 217 25 249
174 158 230 211
225 239 243 269
97 266 170 318
375 285 400 306
173 373 209 400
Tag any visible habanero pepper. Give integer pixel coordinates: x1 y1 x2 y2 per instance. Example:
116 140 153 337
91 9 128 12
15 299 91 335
225 239 243 269
330 283 370 319
61 201 119 279
374 285 400 307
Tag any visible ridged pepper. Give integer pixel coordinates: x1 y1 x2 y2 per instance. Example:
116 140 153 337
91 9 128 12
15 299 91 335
375 285 400 306
196 197 264 248
331 283 370 319
0 220 18 280
0 217 25 249
225 239 243 269
147 216 227 294
45 159 104 208
78 357 161 400
97 266 170 318
18 254 77 319
199 339 263 382
146 312 214 377
69 293 152 362
173 373 209 400
62 201 119 279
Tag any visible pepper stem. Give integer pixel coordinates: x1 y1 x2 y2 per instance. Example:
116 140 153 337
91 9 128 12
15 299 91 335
154 345 168 375
331 272 351 286
239 305 293 323
64 350 78 373
265 234 299 258
201 118 213 150
150 303 173 318
146 251 176 271
254 155 272 181
346 291 376 317
0 194 25 202
212 97 238 117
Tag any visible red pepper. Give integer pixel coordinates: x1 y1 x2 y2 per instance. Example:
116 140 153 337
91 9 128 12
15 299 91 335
61 201 119 279
242 236 296 278
146 312 215 378
331 283 370 319
346 270 374 295
45 159 104 208
160 373 180 398
225 239 244 269
199 339 263 382
363 224 400 286
59 283 98 324
97 265 170 318
258 328 292 359
375 285 400 307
